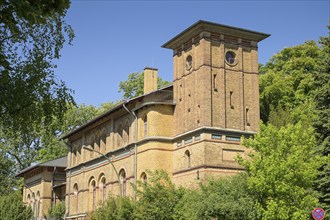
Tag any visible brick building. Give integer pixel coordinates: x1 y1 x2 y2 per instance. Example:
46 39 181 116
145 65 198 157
16 156 67 219
17 20 269 220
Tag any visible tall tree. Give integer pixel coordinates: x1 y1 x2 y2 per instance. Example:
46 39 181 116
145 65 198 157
118 72 171 99
1 0 75 136
313 25 330 216
239 123 324 219
0 0 75 175
259 41 321 126
0 0 75 172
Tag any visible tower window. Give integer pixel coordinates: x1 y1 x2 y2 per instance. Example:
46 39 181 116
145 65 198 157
230 91 234 109
143 115 148 138
186 55 193 70
225 51 236 64
246 108 250 126
185 150 191 168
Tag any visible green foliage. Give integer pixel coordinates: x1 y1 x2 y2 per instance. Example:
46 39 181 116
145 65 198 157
0 151 16 195
0 0 75 137
0 0 74 178
174 174 260 220
240 123 324 219
118 72 171 99
47 201 65 220
313 25 330 216
134 170 184 220
0 192 32 220
259 41 321 126
90 195 134 220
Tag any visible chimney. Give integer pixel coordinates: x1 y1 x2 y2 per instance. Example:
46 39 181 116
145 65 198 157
144 67 158 94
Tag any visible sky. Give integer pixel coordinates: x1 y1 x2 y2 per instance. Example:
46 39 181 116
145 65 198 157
55 0 329 107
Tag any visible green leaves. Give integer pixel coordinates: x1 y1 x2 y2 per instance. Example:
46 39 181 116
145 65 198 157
0 192 32 220
241 123 323 219
175 174 260 220
259 41 320 126
134 170 184 220
47 201 65 219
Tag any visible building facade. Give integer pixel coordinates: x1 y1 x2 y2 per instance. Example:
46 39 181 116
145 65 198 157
16 157 67 220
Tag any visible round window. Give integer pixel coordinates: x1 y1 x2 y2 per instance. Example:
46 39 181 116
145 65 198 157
225 51 236 65
186 55 192 70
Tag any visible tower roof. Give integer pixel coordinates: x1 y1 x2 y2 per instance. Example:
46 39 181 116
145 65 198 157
162 20 270 49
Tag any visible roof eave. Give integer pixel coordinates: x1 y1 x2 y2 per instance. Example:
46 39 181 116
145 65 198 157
162 20 270 49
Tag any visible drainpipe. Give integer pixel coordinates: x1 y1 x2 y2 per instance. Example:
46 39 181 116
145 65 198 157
123 102 138 201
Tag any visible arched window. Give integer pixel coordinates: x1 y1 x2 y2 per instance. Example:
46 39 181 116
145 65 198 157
36 191 40 218
32 193 36 218
119 169 126 197
89 178 96 211
99 175 107 202
185 150 191 168
27 194 30 207
143 115 148 137
73 183 79 213
140 172 147 184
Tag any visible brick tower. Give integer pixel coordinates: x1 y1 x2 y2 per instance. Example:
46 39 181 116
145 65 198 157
163 20 270 185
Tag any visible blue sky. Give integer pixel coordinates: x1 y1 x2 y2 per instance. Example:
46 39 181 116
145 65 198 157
55 0 329 107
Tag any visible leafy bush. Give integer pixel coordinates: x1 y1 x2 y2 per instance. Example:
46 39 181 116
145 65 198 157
47 201 65 220
90 195 134 220
174 174 260 220
0 192 32 220
134 170 185 220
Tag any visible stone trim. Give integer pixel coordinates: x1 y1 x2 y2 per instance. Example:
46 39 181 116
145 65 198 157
173 164 245 176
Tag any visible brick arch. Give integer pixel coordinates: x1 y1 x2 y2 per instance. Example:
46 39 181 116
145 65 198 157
98 173 107 202
119 168 127 196
88 176 97 211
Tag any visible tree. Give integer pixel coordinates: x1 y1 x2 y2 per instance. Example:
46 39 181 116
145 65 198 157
174 174 260 220
239 123 324 219
0 191 32 220
1 0 75 136
0 150 16 195
313 25 330 216
134 170 184 220
90 196 135 220
118 72 171 99
0 0 74 170
259 41 321 126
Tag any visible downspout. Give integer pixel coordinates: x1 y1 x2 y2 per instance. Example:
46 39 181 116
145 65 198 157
123 102 138 202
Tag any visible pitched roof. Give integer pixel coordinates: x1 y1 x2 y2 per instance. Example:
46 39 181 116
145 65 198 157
15 156 67 177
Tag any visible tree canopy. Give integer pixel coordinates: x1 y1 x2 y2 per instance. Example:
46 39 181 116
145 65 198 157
239 123 323 219
0 0 76 196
